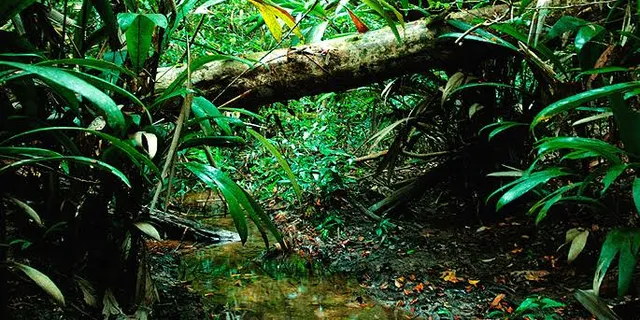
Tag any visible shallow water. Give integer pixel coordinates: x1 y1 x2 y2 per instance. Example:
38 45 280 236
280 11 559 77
179 216 405 319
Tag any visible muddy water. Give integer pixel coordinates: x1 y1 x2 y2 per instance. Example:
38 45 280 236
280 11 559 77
178 216 404 319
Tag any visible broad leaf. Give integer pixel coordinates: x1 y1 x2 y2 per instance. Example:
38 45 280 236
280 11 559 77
0 61 124 131
7 196 43 226
134 222 162 241
532 81 640 128
13 262 65 306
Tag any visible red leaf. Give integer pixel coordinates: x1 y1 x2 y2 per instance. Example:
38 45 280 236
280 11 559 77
346 8 369 33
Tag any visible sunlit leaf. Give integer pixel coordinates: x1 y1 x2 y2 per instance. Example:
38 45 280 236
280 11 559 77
495 168 573 211
134 222 162 241
535 137 624 164
13 262 65 306
567 229 589 263
634 178 640 215
249 0 303 41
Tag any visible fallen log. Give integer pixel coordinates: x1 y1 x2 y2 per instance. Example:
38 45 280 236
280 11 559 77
154 6 513 109
149 209 240 244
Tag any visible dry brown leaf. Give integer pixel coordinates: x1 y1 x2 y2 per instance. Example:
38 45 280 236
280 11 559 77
489 293 505 309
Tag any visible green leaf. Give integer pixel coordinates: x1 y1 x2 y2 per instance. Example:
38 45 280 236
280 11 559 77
544 16 588 41
182 162 252 245
575 289 621 320
0 146 61 158
192 97 232 135
13 262 65 306
122 15 156 73
618 235 638 296
0 156 131 187
575 24 605 51
601 164 626 195
633 178 640 215
90 0 120 49
532 82 640 128
594 230 625 295
247 128 303 203
449 20 518 51
0 61 124 131
480 121 527 141
609 92 640 157
7 196 43 227
36 58 137 78
134 222 162 241
535 137 624 164
1 127 160 178
362 0 401 43
495 168 573 211
0 0 36 26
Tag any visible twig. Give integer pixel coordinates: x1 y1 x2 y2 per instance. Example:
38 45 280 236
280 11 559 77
150 32 193 211
354 150 388 162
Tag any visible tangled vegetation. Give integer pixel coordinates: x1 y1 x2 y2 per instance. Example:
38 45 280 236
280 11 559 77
1 0 640 319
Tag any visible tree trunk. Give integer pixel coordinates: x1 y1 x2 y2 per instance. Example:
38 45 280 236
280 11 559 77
155 7 510 109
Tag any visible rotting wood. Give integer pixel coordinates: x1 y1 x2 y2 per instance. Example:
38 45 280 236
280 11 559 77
154 6 513 109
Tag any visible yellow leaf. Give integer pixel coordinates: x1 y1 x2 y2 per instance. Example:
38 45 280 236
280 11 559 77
248 0 303 41
468 279 480 286
440 270 462 283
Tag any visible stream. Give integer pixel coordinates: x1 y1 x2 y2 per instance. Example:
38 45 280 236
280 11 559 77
177 216 405 319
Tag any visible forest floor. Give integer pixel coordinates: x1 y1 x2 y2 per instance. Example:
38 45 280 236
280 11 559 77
9 177 632 319
148 176 629 320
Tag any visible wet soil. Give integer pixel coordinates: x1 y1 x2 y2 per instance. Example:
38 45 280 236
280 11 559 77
9 182 632 319
148 182 614 319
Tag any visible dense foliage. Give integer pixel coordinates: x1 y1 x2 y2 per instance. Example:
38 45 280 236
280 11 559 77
2 0 640 318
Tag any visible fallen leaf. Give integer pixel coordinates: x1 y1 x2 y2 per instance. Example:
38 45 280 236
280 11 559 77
395 277 405 288
468 279 480 286
441 270 462 283
380 282 388 290
511 247 523 254
414 283 424 292
511 270 550 281
489 293 505 309
403 289 411 295
396 300 405 307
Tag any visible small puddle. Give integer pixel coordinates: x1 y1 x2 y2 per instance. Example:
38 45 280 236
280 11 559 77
178 216 405 319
